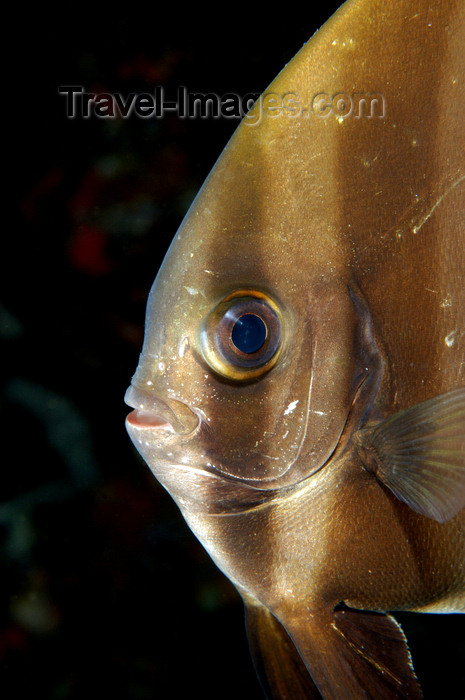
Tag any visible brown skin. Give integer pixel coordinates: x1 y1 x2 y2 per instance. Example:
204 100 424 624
126 0 464 696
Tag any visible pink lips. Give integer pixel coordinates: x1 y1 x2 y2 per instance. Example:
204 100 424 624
126 409 174 430
124 385 199 436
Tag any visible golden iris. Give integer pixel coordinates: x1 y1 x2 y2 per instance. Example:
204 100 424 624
200 289 283 382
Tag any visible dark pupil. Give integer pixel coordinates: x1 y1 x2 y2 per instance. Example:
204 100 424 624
231 314 266 354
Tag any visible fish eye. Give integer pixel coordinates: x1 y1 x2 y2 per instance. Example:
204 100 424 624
231 314 267 354
200 290 283 381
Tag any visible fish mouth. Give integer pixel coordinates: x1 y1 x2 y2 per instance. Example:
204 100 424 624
124 385 200 437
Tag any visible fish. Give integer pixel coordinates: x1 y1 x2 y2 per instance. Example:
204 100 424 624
125 0 465 697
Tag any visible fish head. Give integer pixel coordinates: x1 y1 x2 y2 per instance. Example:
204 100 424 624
125 112 379 498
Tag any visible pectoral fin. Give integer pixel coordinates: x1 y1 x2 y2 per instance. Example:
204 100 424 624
283 605 422 699
244 597 322 699
356 388 465 522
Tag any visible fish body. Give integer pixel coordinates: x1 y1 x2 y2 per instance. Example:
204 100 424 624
126 0 465 697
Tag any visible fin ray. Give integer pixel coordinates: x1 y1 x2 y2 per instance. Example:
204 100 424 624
356 388 465 522
281 605 422 699
244 598 322 699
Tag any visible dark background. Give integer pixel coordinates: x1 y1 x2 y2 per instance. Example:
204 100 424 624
3 2 464 698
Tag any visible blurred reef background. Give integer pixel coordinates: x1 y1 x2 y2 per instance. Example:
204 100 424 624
3 2 464 698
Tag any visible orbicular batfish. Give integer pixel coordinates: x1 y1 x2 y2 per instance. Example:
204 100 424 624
125 0 465 696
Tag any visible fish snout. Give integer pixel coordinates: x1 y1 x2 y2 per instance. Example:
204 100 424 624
124 384 199 437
